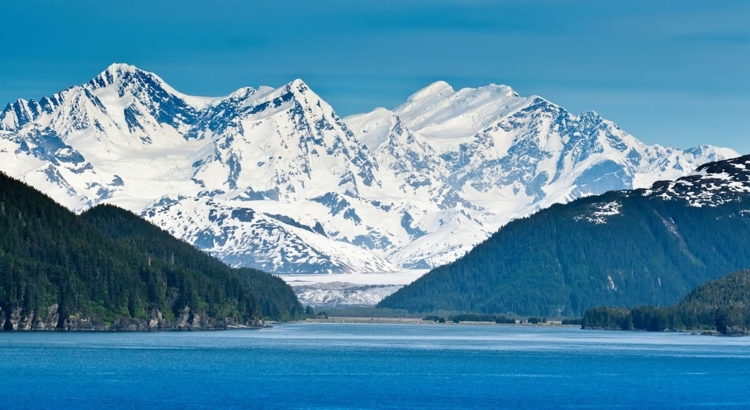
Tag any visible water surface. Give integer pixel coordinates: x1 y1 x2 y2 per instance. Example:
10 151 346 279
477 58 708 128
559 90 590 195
1 324 748 409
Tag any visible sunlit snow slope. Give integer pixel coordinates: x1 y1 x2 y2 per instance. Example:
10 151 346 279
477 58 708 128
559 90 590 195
0 64 739 273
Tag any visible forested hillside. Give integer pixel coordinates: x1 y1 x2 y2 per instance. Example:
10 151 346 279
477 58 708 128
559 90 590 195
379 155 750 316
81 205 304 321
583 269 750 335
0 172 301 330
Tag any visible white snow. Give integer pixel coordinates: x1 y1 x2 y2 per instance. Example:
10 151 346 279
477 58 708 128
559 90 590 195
575 201 622 224
279 270 427 306
0 64 740 288
607 274 617 291
279 270 427 286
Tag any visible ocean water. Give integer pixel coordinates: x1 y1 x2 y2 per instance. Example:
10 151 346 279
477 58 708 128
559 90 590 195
1 324 749 409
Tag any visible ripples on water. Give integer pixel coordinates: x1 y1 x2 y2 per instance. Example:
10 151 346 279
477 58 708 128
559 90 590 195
1 324 749 409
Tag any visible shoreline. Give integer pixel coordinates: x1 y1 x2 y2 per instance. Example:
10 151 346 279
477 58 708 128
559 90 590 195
0 324 268 333
293 319 735 335
299 317 578 326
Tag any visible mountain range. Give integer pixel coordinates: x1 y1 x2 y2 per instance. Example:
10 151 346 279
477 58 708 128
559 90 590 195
379 155 750 316
0 64 738 274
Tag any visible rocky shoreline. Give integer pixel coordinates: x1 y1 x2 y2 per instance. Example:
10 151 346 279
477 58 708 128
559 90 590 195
1 304 263 331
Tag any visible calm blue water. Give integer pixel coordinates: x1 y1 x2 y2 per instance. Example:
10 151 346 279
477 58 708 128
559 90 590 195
1 324 749 409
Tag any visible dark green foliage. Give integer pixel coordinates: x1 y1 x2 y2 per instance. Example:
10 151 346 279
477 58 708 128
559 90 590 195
80 204 303 322
526 317 546 324
0 172 301 328
380 185 750 316
449 313 498 322
582 307 632 330
235 268 303 321
434 313 516 323
629 306 679 331
78 204 259 323
561 318 582 325
679 268 750 312
583 270 750 334
714 306 748 335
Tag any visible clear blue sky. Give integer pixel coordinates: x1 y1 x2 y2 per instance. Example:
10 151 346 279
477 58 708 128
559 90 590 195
2 0 748 153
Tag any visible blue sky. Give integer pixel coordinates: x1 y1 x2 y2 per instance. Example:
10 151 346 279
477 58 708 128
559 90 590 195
2 0 748 152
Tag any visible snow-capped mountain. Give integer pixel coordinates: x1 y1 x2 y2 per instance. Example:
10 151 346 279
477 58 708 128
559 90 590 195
642 154 750 207
0 64 739 273
379 154 750 315
346 82 738 267
573 155 750 226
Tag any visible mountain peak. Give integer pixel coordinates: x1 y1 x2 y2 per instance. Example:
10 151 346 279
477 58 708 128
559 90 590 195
405 82 519 105
408 81 455 102
85 63 219 110
640 153 750 207
87 62 165 93
287 78 310 93
104 62 140 75
483 83 518 98
426 80 453 90
278 78 333 112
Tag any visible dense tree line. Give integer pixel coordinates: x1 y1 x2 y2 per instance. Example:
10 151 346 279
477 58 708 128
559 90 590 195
421 314 518 324
449 313 501 323
379 186 750 316
561 318 582 325
0 172 302 329
582 270 750 335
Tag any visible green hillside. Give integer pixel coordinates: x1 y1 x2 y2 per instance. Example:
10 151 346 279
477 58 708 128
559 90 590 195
81 205 304 321
583 269 750 335
0 172 301 330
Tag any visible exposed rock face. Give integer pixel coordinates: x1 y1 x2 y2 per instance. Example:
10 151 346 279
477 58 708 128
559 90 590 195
722 326 749 336
0 304 261 331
